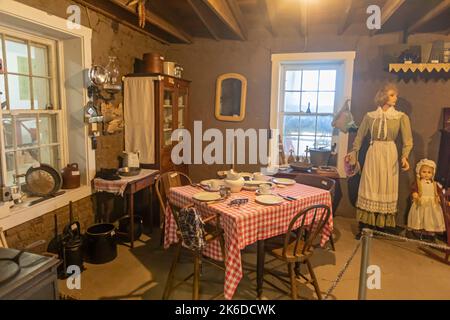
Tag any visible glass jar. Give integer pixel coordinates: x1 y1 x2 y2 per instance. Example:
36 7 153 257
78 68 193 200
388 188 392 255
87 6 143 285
105 56 120 85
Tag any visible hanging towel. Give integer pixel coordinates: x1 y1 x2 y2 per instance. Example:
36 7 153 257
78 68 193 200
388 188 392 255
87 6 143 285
124 77 157 164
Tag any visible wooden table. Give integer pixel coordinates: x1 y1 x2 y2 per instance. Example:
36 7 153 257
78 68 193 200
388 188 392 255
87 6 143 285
165 183 333 299
94 169 159 248
274 168 342 213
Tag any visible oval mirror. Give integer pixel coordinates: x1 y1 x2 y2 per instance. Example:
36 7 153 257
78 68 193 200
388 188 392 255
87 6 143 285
215 73 247 122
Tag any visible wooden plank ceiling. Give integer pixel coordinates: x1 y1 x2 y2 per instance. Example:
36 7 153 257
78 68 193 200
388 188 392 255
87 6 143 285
74 0 450 43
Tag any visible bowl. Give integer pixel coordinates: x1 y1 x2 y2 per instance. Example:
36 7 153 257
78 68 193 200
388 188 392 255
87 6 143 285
118 167 141 177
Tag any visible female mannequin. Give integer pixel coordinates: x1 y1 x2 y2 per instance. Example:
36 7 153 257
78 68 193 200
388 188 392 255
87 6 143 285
346 83 413 237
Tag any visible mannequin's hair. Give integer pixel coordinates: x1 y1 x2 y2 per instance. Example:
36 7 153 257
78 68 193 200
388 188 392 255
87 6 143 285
374 83 399 107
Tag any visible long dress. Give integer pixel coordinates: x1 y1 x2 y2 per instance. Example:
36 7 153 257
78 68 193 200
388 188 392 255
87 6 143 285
352 107 413 228
407 180 446 232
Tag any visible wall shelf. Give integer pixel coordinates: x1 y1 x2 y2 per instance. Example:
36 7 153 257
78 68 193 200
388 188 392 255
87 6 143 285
389 63 450 73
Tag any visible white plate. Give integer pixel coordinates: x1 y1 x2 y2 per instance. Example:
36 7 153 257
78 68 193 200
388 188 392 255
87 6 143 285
255 195 284 205
244 180 273 186
255 190 274 196
243 181 273 191
272 178 296 186
192 192 222 202
200 179 226 191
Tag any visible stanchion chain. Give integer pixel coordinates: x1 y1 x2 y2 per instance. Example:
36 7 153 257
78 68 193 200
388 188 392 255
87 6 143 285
324 240 361 300
371 229 450 251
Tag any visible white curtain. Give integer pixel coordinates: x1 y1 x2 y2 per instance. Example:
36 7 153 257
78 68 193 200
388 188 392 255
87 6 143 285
124 77 157 164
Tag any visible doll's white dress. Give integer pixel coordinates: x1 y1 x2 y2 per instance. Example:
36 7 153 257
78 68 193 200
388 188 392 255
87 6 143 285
407 180 446 232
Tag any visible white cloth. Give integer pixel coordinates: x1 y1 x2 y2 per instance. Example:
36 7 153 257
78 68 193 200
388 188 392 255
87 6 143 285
356 141 399 213
124 77 157 164
367 106 404 142
408 180 446 232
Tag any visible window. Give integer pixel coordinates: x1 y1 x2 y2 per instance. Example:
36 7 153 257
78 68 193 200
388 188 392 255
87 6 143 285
270 52 355 177
0 27 62 186
281 65 339 157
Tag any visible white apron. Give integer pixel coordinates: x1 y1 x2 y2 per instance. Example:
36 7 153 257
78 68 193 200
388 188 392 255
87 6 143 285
407 181 446 232
356 140 399 213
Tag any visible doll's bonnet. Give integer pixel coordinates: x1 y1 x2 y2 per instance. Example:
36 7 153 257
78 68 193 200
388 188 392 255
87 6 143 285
415 159 436 179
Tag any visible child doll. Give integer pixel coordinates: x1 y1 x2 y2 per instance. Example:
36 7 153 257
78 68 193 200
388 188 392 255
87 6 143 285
407 159 446 240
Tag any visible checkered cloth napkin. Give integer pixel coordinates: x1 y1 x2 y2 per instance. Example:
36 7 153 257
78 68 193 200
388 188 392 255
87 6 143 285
93 169 159 196
164 183 333 300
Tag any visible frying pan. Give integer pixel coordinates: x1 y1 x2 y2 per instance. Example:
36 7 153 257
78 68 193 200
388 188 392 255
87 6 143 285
25 163 62 197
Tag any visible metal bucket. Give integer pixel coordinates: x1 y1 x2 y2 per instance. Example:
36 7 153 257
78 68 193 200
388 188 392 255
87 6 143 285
85 223 117 264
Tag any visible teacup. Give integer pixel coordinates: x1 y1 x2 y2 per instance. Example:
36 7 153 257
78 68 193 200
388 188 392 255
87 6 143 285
258 183 272 195
253 172 265 181
208 180 221 190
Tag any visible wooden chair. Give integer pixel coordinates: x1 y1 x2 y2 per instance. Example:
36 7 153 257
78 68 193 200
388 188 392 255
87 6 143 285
263 204 332 300
155 171 192 244
162 203 226 300
0 227 8 248
291 173 336 251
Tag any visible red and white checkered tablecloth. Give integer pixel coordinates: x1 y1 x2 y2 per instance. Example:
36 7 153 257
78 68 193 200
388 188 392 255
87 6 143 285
164 183 333 300
93 169 159 196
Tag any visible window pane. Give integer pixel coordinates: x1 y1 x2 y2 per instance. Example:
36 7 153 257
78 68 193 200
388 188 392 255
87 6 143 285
285 70 301 91
5 38 29 74
5 152 16 186
2 114 14 149
301 92 317 113
284 136 299 156
317 92 335 113
8 74 32 109
33 77 51 109
39 114 58 144
319 70 336 91
31 44 49 77
40 146 59 169
17 148 39 180
299 115 316 136
299 136 315 156
0 74 6 109
16 115 37 147
316 136 332 149
0 36 3 65
316 115 334 136
284 92 300 112
302 70 319 91
283 115 300 135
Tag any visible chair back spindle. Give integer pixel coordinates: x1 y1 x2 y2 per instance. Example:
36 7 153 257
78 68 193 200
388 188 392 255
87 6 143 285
282 204 332 258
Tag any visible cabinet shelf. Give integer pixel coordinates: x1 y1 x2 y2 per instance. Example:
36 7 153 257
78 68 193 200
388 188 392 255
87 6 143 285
389 63 450 73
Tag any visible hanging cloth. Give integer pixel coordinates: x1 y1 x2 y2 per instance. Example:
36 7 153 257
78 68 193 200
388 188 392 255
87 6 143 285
123 77 158 164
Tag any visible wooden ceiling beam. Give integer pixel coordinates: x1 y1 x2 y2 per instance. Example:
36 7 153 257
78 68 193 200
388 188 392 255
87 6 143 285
202 0 246 40
371 0 406 35
71 0 169 44
257 0 276 37
338 0 355 35
187 0 220 40
408 0 450 33
226 0 248 39
110 0 193 43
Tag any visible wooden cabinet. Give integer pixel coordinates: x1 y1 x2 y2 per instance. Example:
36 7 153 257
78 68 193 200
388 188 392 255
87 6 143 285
436 129 450 188
124 73 190 174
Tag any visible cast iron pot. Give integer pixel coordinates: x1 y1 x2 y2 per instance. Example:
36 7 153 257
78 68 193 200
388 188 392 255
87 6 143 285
117 215 143 242
85 223 117 264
